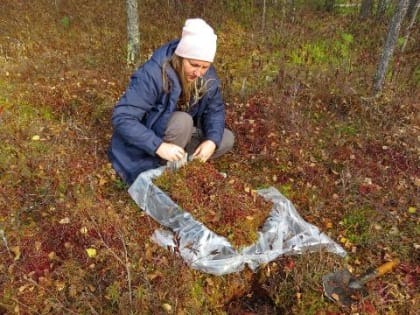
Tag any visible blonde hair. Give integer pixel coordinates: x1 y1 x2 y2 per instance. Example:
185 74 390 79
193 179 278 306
163 54 209 111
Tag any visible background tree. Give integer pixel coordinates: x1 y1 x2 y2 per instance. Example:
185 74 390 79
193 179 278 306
376 0 390 19
401 0 419 52
126 0 140 67
360 0 374 19
325 0 336 12
262 0 267 30
372 0 410 95
280 0 296 22
407 0 419 17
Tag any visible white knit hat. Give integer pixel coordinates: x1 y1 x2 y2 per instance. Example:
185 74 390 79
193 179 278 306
175 18 217 63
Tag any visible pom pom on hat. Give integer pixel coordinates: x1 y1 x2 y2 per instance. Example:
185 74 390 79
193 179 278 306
175 18 217 63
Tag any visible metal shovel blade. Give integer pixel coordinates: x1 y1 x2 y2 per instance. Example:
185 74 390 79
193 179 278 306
322 269 368 306
322 259 400 306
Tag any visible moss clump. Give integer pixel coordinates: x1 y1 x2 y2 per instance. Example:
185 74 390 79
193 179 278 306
153 160 272 248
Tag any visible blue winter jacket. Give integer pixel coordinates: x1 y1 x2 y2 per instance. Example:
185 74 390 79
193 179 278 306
108 39 225 185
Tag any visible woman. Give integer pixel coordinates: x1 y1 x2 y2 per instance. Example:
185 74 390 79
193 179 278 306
109 18 234 185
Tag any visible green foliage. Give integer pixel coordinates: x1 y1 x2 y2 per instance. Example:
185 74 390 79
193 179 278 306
288 31 354 72
397 36 406 48
223 0 257 25
190 280 205 306
113 177 128 190
0 81 13 107
341 32 354 45
0 144 18 170
335 122 359 136
336 32 353 61
335 3 360 15
277 184 293 199
60 16 70 29
106 282 122 306
341 207 376 246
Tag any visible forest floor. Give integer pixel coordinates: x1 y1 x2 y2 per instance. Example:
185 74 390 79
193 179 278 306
0 1 418 314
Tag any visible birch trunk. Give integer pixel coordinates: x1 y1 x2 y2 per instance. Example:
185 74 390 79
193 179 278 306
262 0 266 30
126 0 140 67
360 0 374 19
401 0 419 52
372 0 410 95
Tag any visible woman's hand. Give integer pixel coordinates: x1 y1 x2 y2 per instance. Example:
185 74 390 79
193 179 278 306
192 140 216 162
156 142 186 161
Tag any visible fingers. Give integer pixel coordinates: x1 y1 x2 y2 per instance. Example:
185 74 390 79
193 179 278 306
192 140 216 162
156 142 186 161
170 145 186 161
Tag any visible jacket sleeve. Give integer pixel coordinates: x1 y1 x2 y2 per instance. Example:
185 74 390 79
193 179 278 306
111 65 164 156
200 69 225 147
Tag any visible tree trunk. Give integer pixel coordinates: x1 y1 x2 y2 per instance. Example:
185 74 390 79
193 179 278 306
376 0 390 20
406 0 419 20
281 0 287 19
280 0 295 22
401 0 419 52
360 0 374 19
372 0 410 95
126 0 140 67
262 0 266 30
325 0 335 12
289 0 296 22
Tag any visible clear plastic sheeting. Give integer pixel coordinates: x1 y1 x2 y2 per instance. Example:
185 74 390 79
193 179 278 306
128 166 347 276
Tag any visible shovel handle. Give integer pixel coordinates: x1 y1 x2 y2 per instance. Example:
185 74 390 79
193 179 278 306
376 258 400 276
358 258 400 284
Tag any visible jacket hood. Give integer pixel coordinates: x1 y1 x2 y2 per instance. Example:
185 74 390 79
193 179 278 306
150 39 180 67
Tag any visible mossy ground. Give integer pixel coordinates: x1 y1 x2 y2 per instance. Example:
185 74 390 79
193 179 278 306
153 159 272 248
0 1 418 314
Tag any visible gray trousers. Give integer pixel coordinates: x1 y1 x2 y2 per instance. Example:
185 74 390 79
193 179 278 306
163 111 234 158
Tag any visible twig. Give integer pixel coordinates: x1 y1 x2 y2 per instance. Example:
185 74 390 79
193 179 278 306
11 298 38 314
0 228 12 257
118 231 133 307
89 219 124 265
20 277 79 315
88 215 133 308
83 297 100 315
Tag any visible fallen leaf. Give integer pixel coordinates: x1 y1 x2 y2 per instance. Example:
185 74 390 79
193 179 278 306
86 248 97 258
59 217 70 224
148 271 163 281
68 284 77 298
162 303 172 313
98 176 108 186
80 226 88 234
18 284 31 293
340 237 347 244
35 241 42 251
55 281 66 291
331 292 340 301
408 206 416 214
11 246 21 261
48 251 56 260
